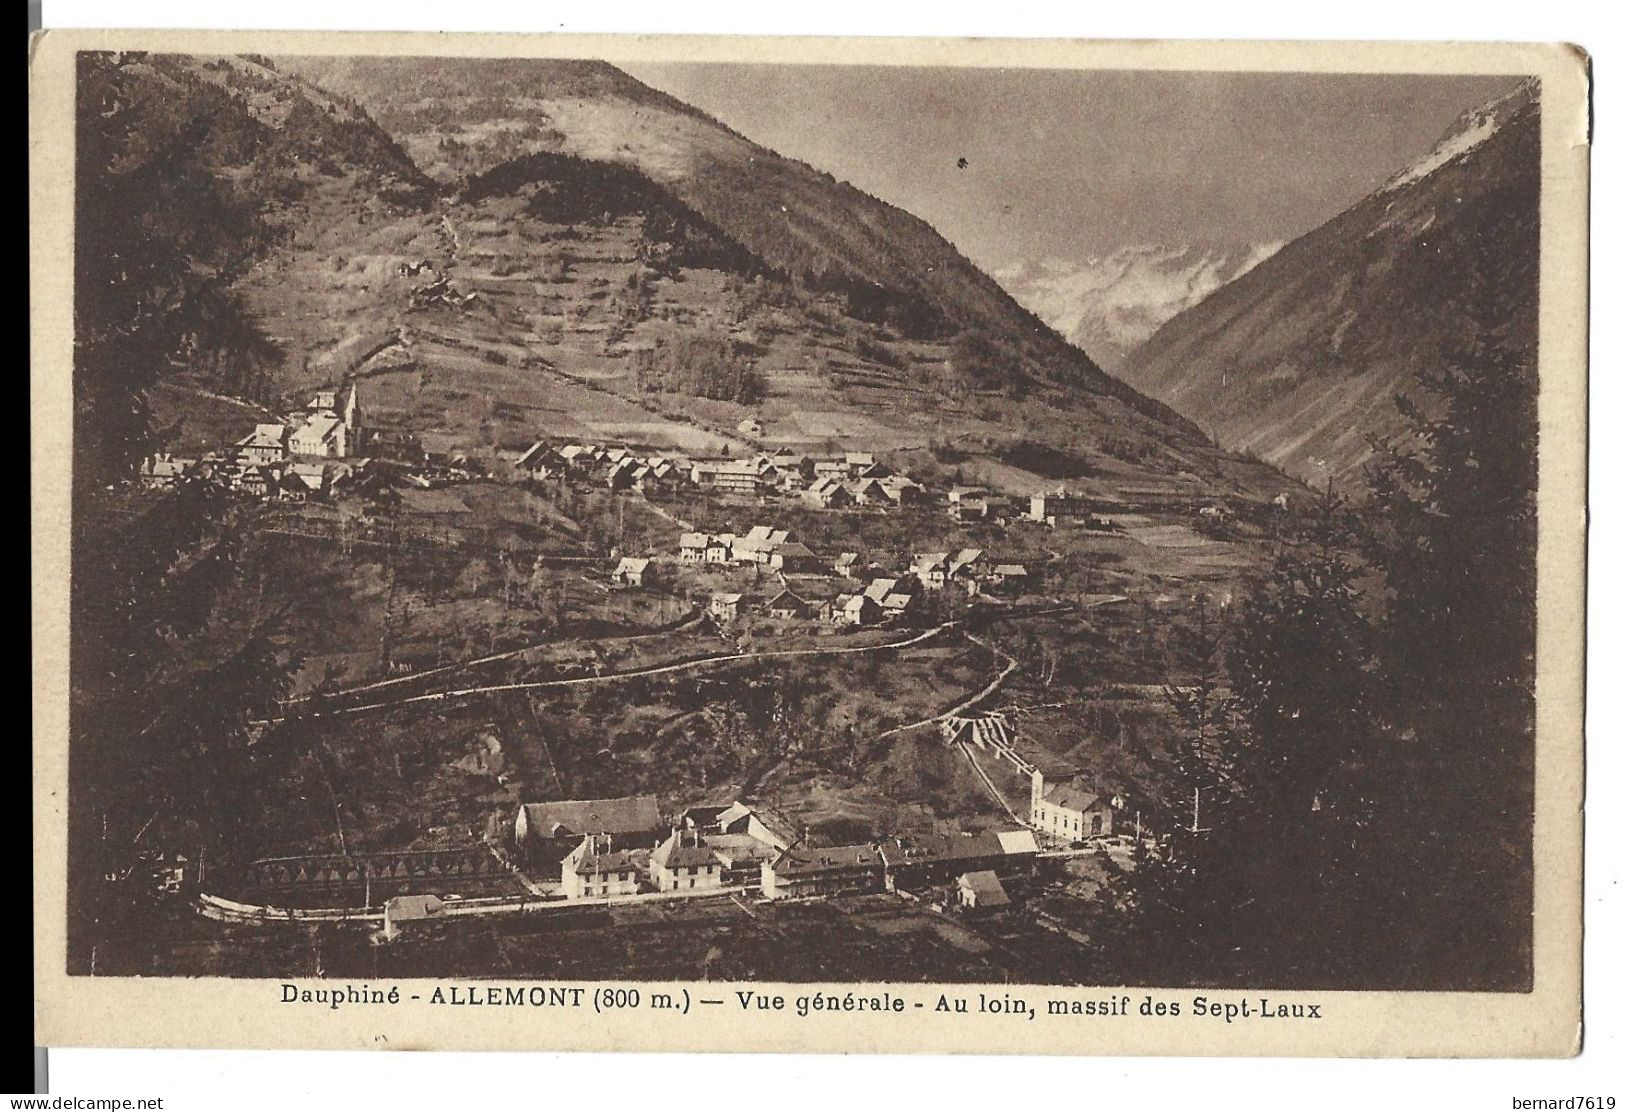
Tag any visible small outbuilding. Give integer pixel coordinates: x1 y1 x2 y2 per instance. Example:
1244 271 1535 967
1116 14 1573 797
957 870 1011 910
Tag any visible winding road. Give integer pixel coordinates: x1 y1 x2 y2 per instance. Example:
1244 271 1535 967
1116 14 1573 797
262 621 955 724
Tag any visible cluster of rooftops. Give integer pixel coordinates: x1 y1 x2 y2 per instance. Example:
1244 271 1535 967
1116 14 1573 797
509 792 1043 902
514 441 929 505
667 526 1032 627
138 387 371 499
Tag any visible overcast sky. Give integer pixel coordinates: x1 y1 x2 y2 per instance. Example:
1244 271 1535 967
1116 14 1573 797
620 64 1521 272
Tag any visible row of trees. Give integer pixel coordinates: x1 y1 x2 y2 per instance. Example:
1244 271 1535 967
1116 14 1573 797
1097 289 1537 991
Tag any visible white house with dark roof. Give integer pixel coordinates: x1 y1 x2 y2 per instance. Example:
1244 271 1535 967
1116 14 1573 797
761 843 887 900
236 423 288 466
1032 781 1115 842
650 830 725 892
560 838 645 900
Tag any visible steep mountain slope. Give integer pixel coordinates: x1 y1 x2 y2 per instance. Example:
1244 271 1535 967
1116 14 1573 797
84 52 1289 501
277 57 1177 414
1118 80 1539 484
995 243 1282 371
72 51 440 473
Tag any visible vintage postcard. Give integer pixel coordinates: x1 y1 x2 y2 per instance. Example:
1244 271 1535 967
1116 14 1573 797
31 30 1589 1056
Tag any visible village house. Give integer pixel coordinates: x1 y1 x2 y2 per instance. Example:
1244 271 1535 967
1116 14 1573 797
951 496 991 522
611 556 652 589
812 459 849 481
703 832 781 886
844 451 876 478
710 592 744 623
559 444 603 472
768 541 821 574
1032 781 1115 842
679 532 711 564
140 454 195 488
832 592 879 626
879 589 916 620
681 800 793 851
283 460 331 499
693 459 763 496
763 453 814 491
878 476 926 508
235 423 288 466
864 577 898 604
948 548 985 583
957 870 1011 911
913 552 951 591
834 552 861 579
560 838 644 900
733 525 791 565
713 801 794 850
803 476 855 509
231 463 279 498
288 413 346 458
987 563 1030 592
650 830 726 893
631 464 671 496
606 457 643 491
679 804 730 831
1029 490 1086 527
766 588 811 620
705 534 734 564
382 894 445 940
847 477 886 506
760 843 887 901
880 830 1039 889
512 794 663 877
515 441 567 481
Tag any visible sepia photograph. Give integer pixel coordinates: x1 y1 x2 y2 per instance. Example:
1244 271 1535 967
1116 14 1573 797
31 28 1588 1059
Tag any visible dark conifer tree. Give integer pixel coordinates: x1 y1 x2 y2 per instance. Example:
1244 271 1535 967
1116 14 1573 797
1363 275 1538 989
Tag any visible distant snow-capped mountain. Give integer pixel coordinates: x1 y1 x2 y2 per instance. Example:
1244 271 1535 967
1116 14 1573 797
1117 78 1539 484
994 242 1282 371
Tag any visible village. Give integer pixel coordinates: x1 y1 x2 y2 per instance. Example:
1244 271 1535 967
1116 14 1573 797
138 379 1275 632
124 375 1286 965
